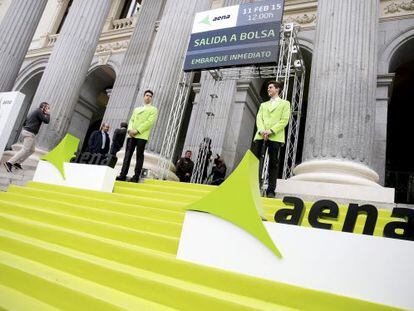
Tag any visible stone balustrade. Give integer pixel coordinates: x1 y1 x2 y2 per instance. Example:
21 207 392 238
111 16 136 30
46 33 59 46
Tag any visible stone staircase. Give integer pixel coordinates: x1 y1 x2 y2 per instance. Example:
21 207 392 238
0 145 46 191
0 145 178 191
0 179 394 310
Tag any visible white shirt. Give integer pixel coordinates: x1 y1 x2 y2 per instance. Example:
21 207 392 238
101 131 106 149
269 96 280 110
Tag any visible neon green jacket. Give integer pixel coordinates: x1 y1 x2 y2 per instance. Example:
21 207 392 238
253 98 291 143
127 104 158 141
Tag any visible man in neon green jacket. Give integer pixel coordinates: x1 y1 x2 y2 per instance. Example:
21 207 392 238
252 81 291 198
117 90 158 182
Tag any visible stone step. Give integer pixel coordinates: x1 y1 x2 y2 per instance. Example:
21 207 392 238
1 179 384 310
275 179 397 209
0 164 35 191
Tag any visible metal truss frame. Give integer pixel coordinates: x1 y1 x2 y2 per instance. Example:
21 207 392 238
189 93 217 184
157 23 306 187
157 71 193 180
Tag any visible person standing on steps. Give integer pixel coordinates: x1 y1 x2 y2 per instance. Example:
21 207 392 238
116 90 158 183
252 81 291 198
110 122 128 157
3 102 50 172
106 121 128 168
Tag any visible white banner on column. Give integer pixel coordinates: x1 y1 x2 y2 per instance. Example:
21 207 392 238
0 92 25 160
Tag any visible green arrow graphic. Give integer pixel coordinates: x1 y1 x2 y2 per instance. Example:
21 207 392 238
199 15 211 26
41 134 79 179
184 150 282 258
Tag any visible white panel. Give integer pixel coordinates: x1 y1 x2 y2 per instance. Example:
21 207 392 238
64 163 117 192
33 161 116 193
192 5 239 34
0 92 25 160
33 161 65 186
177 211 414 309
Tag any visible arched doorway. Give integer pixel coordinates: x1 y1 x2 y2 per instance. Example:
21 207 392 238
385 37 414 203
67 65 116 151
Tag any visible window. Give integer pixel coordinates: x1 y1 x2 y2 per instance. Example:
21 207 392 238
120 0 142 19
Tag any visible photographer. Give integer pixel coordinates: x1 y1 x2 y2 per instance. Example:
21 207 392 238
209 154 226 186
176 150 194 182
4 102 50 172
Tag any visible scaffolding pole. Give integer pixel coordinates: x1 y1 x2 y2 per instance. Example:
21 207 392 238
190 93 217 184
157 71 193 180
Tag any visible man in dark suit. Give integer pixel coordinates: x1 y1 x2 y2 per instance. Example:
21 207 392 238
110 122 128 156
88 122 110 154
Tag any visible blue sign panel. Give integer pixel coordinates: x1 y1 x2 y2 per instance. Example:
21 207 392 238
184 0 285 72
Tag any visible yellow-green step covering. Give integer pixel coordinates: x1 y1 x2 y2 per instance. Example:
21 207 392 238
0 179 398 310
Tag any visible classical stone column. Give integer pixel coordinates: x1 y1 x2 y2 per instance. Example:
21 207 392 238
136 0 212 153
292 0 381 188
0 0 47 92
33 0 112 150
102 0 165 131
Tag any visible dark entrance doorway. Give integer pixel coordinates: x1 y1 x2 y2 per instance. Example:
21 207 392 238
385 38 414 204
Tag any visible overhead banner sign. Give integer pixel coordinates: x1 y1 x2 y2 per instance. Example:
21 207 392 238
184 0 285 72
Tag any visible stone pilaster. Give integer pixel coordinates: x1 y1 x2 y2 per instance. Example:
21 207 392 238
33 0 112 150
0 0 47 92
136 0 212 153
102 0 165 132
293 0 381 187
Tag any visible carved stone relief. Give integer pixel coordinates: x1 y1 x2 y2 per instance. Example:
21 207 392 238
384 0 414 14
96 40 129 54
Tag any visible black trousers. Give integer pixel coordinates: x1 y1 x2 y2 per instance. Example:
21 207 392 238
252 139 281 193
120 137 147 179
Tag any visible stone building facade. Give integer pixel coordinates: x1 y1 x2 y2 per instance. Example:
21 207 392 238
0 0 413 203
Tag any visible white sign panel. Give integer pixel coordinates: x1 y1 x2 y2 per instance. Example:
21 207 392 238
177 211 414 309
33 161 117 193
191 5 239 34
0 92 25 160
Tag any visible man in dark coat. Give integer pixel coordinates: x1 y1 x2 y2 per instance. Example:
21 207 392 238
4 102 50 172
176 150 194 182
88 122 110 154
210 155 226 185
110 122 128 156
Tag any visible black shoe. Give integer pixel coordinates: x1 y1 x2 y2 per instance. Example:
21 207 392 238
3 162 13 173
130 175 139 183
13 163 23 170
266 191 276 198
116 175 126 181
